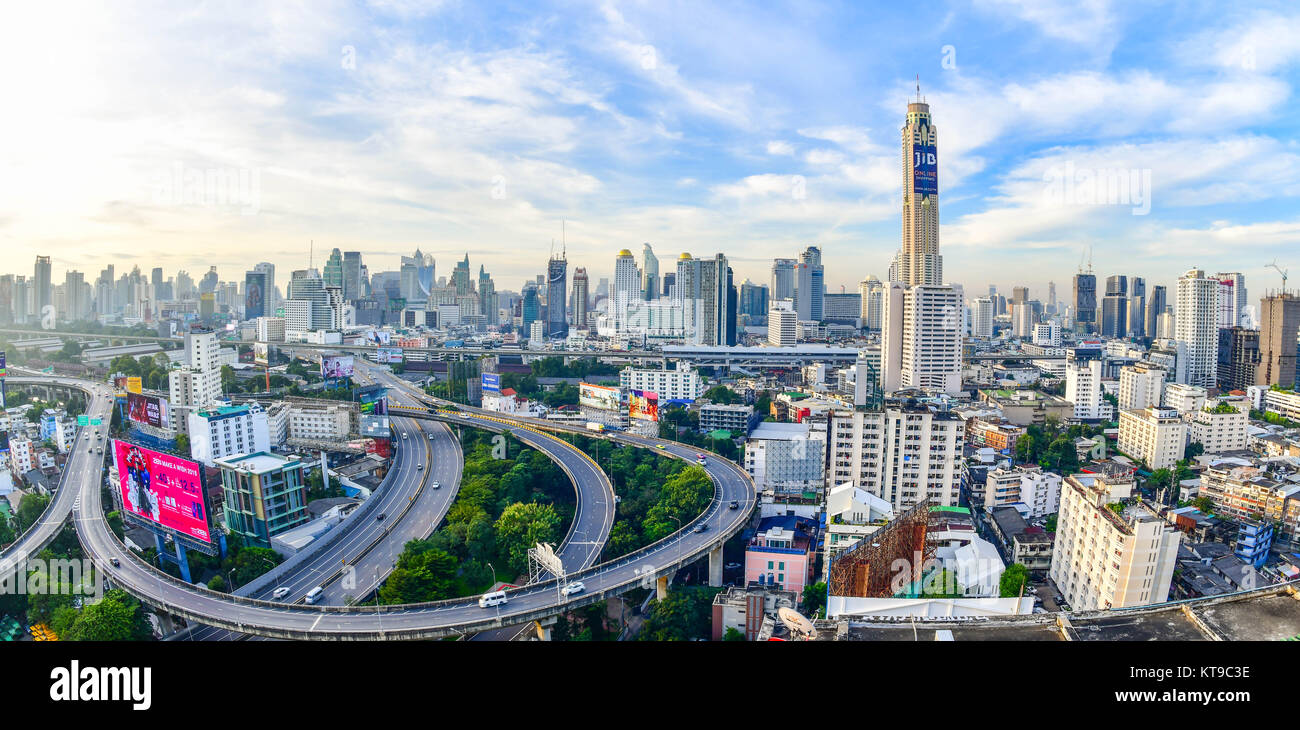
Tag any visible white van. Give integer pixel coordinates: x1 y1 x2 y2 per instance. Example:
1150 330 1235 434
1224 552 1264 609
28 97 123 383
304 586 324 604
478 590 508 608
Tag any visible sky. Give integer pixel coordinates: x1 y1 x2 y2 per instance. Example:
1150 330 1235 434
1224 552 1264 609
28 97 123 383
4 0 1300 304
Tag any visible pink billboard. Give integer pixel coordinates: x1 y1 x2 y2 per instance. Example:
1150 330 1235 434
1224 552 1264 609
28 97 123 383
113 439 212 543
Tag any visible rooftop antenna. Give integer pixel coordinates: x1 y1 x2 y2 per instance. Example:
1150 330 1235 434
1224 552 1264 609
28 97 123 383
562 219 566 260
1087 245 1094 274
309 240 313 269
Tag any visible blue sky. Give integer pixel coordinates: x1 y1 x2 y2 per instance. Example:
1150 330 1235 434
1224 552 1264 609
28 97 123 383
4 0 1299 303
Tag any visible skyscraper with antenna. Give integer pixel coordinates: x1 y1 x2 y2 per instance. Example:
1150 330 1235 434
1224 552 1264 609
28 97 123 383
890 79 942 287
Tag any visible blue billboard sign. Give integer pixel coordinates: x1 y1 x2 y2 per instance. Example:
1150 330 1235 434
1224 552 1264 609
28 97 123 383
481 373 500 393
913 142 937 197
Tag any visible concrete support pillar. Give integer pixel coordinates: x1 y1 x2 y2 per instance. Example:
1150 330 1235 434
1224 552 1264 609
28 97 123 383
708 545 724 587
175 541 191 584
534 616 557 641
656 575 669 601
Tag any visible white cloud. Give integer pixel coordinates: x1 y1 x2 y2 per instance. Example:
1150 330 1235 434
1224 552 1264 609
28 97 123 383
974 0 1116 46
766 140 795 156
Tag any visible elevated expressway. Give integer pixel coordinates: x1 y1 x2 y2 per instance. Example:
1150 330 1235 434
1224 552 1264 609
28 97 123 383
1 373 115 570
73 377 755 638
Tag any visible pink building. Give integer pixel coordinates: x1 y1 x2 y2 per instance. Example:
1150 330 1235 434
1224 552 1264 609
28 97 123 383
743 516 817 600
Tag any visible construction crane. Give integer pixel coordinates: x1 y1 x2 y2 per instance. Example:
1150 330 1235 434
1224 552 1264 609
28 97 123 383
1267 260 1289 294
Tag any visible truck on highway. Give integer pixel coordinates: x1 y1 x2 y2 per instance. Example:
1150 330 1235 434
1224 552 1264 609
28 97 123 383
585 422 606 432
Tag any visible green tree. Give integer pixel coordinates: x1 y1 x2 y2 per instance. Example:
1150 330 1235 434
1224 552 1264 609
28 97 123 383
66 589 152 641
494 502 562 576
378 544 459 604
637 586 721 641
802 581 827 618
723 626 745 641
207 575 228 592
15 493 52 533
703 385 742 405
999 563 1031 597
1192 496 1215 513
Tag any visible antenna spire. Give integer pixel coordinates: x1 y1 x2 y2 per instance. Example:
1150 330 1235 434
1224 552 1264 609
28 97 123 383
916 74 920 102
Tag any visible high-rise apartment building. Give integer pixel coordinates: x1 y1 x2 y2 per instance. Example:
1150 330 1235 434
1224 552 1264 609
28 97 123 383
1214 272 1247 329
880 283 962 394
570 267 589 329
613 249 640 331
1145 284 1167 339
1217 327 1260 391
770 259 796 302
34 255 52 317
859 276 884 331
1118 406 1187 471
794 246 824 322
971 297 994 339
1066 346 1109 421
768 301 796 346
825 406 964 511
1102 274 1128 338
1176 268 1220 388
1118 362 1166 412
342 251 363 301
1050 472 1180 611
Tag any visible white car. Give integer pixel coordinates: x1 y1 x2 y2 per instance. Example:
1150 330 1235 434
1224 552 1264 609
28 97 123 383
272 587 291 600
561 581 585 596
430 481 440 489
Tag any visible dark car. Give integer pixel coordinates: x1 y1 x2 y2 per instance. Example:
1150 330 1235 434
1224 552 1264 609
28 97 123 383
110 558 120 567
693 523 707 533
376 513 387 521
728 500 739 510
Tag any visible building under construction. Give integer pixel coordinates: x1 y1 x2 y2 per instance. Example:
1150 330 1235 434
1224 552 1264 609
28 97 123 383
828 499 935 598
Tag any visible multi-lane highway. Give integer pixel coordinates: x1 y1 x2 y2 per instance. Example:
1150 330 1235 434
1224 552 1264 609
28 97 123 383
18 368 753 639
1 373 115 568
175 369 462 641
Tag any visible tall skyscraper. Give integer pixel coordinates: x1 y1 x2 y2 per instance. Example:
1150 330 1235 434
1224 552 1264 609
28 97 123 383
244 269 268 320
1102 275 1128 338
698 254 731 346
1146 284 1167 339
641 243 659 301
1214 272 1247 329
893 92 941 286
1256 292 1300 388
859 276 884 331
1176 269 1220 388
34 255 52 316
571 267 589 329
254 262 277 312
342 251 363 301
546 253 568 339
478 265 497 327
64 270 87 321
614 249 640 331
323 248 344 289
521 281 540 334
1073 273 1097 334
1128 276 1146 339
770 258 796 302
738 280 768 318
795 245 824 322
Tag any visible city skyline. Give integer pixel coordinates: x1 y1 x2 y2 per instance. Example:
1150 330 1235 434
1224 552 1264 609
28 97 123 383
5 3 1300 296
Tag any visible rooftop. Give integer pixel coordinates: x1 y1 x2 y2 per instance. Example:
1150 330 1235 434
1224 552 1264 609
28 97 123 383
215 451 301 474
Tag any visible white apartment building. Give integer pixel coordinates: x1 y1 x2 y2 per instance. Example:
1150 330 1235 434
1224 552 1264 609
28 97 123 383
984 464 1062 518
1118 363 1166 412
618 363 703 401
880 283 962 395
188 403 272 467
825 406 964 511
8 434 34 478
768 301 797 347
1032 320 1062 347
53 417 78 454
1020 467 1063 518
1050 473 1181 610
1188 399 1248 454
287 402 352 441
1118 406 1187 471
1065 347 1110 421
265 401 289 447
1262 388 1300 422
743 421 826 496
1175 269 1219 388
971 297 993 339
256 316 286 343
169 329 223 436
1162 382 1208 414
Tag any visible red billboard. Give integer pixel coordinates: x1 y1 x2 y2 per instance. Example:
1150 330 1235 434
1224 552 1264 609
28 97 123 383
127 393 171 429
113 440 212 543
